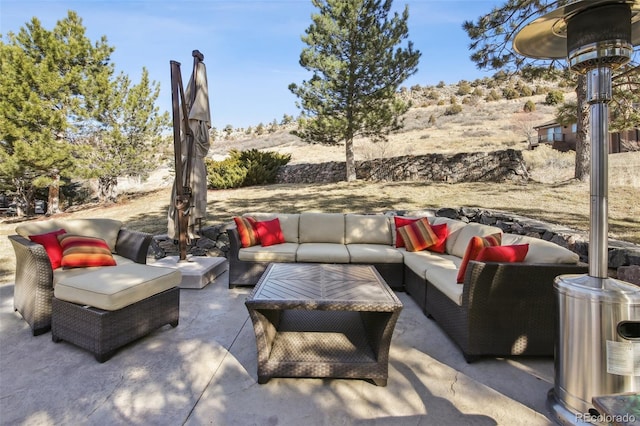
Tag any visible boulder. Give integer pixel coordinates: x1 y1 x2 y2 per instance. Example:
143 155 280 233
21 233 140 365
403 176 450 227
617 265 640 286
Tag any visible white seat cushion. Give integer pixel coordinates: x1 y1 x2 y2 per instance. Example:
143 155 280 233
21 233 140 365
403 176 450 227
54 263 181 311
401 250 463 305
296 243 350 263
346 244 403 263
426 266 463 306
403 251 460 276
111 254 135 266
402 250 434 276
52 254 136 286
54 267 98 287
418 253 463 305
238 243 298 262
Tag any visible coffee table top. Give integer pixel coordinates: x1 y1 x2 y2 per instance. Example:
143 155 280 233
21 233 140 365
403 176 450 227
246 263 402 312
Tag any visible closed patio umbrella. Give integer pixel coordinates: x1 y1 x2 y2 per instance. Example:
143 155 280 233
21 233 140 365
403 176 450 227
168 50 211 260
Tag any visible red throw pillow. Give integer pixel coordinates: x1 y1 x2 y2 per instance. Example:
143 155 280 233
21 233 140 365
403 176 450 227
426 223 449 254
28 228 67 269
233 216 260 248
476 244 529 263
58 234 117 268
456 233 502 283
397 217 439 252
394 216 420 248
254 218 285 247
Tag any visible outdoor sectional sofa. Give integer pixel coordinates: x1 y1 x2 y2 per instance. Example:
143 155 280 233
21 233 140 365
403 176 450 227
227 212 588 361
9 218 181 361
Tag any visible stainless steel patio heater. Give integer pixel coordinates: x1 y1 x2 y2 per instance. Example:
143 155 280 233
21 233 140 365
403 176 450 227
513 0 640 424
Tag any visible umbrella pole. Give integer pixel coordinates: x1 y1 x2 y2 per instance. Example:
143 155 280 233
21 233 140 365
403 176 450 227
170 60 190 261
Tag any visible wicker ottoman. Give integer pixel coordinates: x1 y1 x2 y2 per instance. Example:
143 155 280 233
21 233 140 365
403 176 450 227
51 264 181 362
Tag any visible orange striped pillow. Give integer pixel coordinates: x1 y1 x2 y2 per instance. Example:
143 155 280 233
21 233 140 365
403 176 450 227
397 217 438 252
233 216 260 247
457 233 502 283
58 234 116 268
394 216 419 248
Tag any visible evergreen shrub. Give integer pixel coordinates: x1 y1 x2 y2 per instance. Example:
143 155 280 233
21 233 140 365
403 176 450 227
444 104 463 115
206 149 291 189
205 155 246 189
485 89 502 101
523 100 536 112
545 90 565 105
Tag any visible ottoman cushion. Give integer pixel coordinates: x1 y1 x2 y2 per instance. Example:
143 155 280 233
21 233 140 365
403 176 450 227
54 264 181 311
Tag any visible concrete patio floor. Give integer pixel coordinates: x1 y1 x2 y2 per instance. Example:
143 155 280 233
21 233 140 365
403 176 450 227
0 264 556 425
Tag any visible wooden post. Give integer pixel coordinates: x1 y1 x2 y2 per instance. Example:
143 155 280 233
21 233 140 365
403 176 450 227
170 60 190 261
170 51 205 261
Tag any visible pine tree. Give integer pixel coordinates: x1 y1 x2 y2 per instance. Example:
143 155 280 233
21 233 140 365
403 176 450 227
289 0 420 181
1 11 169 208
463 0 639 181
610 64 640 133
0 11 113 214
74 69 169 203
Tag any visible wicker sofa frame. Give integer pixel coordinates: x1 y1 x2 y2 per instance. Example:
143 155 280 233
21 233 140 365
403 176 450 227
9 228 152 336
415 261 588 362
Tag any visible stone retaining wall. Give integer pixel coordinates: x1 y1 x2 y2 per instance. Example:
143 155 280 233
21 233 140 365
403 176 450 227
276 149 529 184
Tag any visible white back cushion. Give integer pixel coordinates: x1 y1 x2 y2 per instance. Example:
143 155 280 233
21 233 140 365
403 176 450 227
448 222 503 258
246 213 300 243
502 234 580 264
430 217 469 255
17 218 122 252
299 213 345 244
345 214 392 245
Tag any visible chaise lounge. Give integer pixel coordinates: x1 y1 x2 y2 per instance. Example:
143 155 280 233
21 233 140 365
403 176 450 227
10 218 157 335
9 218 182 362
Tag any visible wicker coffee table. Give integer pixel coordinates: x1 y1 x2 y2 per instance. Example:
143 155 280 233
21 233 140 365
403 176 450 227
245 263 403 386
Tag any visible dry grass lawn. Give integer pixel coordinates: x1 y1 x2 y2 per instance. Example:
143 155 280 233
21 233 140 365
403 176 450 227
2 152 639 286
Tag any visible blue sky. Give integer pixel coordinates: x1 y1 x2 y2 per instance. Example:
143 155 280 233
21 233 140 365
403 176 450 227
1 0 503 129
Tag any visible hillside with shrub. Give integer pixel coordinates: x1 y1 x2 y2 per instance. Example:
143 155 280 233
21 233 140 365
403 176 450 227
206 75 576 184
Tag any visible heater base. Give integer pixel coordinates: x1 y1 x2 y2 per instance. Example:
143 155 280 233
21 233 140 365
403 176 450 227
547 389 598 426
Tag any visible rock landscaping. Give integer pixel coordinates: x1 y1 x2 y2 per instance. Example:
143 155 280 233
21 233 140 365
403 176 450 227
276 149 528 184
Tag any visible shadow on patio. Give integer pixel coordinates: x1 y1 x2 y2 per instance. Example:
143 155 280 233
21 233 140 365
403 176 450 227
0 269 554 425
